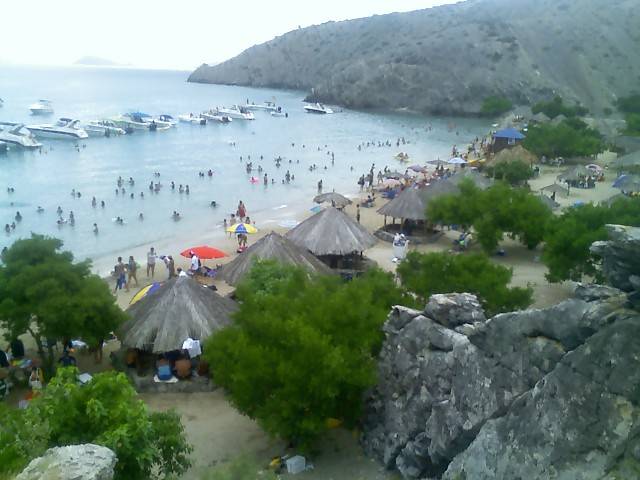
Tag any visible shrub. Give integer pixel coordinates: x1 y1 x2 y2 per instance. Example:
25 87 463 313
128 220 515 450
532 96 588 119
484 159 533 185
397 251 533 315
523 120 604 158
481 96 513 116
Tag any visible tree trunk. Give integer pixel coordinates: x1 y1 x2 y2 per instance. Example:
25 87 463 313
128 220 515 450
27 327 54 379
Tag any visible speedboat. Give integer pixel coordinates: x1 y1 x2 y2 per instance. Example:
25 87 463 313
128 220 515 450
0 122 43 148
244 101 278 112
154 114 177 128
82 120 126 137
270 106 287 117
29 100 54 115
216 105 255 120
178 114 207 125
27 118 88 140
304 103 333 114
202 110 232 123
111 113 155 131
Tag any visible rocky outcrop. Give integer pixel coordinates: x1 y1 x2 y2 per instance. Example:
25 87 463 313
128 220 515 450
188 0 640 116
362 222 640 480
16 444 116 480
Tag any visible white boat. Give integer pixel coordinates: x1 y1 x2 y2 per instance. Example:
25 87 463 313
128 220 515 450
82 120 126 137
244 101 278 112
270 106 287 117
154 114 177 128
27 118 88 140
110 113 153 131
304 103 333 114
178 114 207 125
29 100 54 115
216 105 255 120
202 111 233 123
0 122 43 149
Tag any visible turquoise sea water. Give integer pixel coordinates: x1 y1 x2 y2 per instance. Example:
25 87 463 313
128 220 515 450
0 65 488 274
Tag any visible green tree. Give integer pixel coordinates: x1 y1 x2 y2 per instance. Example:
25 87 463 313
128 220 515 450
480 96 512 116
485 159 533 186
397 251 533 315
542 197 640 282
0 368 192 479
532 96 588 119
616 94 640 113
623 113 640 136
0 235 127 376
205 261 411 450
428 179 552 253
523 120 604 158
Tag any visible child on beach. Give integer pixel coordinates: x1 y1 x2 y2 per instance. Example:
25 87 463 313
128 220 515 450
114 257 126 293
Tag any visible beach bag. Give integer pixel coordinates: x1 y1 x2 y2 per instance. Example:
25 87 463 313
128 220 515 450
157 364 172 381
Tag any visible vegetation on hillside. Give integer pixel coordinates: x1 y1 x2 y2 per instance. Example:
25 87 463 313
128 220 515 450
531 96 588 119
484 159 534 186
0 235 127 376
204 261 411 450
398 252 533 315
523 119 604 158
617 94 640 136
480 96 513 116
0 369 192 479
428 180 552 253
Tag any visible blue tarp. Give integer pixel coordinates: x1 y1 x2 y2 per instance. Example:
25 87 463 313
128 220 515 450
494 127 526 140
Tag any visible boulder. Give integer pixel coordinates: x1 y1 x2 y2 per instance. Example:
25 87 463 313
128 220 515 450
590 224 640 292
423 293 486 328
16 444 116 480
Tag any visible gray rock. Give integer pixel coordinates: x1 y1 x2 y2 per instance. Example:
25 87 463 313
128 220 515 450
574 282 623 302
423 293 486 328
590 224 640 292
17 444 116 480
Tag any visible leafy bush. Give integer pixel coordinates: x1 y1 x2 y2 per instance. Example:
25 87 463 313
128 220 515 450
484 159 533 185
532 96 588 119
397 251 533 315
623 113 640 136
428 179 552 253
523 120 604 158
205 261 411 450
542 197 640 282
0 368 192 479
480 96 513 116
616 94 640 113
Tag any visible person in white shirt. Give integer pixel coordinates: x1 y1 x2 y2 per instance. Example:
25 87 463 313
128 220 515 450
147 247 157 278
190 252 200 275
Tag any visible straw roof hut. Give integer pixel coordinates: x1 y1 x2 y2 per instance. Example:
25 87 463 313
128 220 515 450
120 277 236 353
530 112 551 124
612 151 640 170
313 192 352 208
487 145 538 166
220 232 331 285
557 165 590 182
537 194 560 210
377 186 427 221
449 170 493 190
541 183 569 197
286 207 376 256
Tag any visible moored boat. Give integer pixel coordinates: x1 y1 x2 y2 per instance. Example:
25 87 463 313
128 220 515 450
29 99 54 115
0 122 43 148
304 103 333 114
216 105 255 120
178 114 207 125
83 120 127 137
202 110 233 123
27 118 88 140
244 101 278 112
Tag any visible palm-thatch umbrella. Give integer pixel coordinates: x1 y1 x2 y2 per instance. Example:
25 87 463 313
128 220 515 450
541 183 569 197
384 171 410 180
377 186 427 221
530 112 550 123
612 151 640 170
220 232 332 286
537 194 560 210
557 165 590 182
120 277 236 353
286 207 377 256
448 170 493 190
487 145 538 166
313 192 352 208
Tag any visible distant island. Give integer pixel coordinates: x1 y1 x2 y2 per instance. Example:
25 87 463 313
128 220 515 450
74 56 126 67
188 0 640 117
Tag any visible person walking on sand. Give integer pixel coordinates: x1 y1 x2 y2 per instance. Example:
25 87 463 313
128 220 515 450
237 201 246 221
114 257 126 293
127 255 139 289
147 247 157 278
356 204 361 223
163 255 175 279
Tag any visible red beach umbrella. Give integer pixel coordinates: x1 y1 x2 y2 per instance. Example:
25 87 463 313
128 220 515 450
180 245 227 260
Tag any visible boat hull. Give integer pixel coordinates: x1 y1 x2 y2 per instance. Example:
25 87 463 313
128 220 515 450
27 127 88 140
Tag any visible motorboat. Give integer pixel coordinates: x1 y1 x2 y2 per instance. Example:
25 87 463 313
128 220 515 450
216 105 255 120
154 114 177 128
244 101 278 112
202 110 232 123
82 120 126 137
304 103 333 114
29 100 54 115
27 118 88 140
178 114 207 125
110 113 159 131
0 122 43 148
270 106 287 118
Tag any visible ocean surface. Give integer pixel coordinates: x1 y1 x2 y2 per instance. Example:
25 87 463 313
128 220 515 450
0 65 489 275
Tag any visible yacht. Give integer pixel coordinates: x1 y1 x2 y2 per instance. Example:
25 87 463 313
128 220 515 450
29 100 54 115
153 114 177 128
202 110 232 123
270 106 287 117
244 101 278 112
82 120 127 137
304 103 333 114
216 105 255 120
27 118 88 140
0 122 43 149
178 114 207 125
111 113 153 131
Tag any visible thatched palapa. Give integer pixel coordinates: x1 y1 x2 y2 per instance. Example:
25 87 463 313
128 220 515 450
313 192 352 208
121 277 236 353
488 145 538 166
377 187 427 220
612 151 640 169
448 170 493 190
286 207 377 256
221 232 331 285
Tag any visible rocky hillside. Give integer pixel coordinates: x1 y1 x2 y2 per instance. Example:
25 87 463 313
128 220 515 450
188 0 640 116
361 225 640 479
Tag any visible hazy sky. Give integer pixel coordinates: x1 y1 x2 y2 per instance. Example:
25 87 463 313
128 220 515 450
0 0 458 70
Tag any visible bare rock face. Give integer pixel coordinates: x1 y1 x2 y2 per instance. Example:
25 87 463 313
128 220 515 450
591 224 640 294
362 284 637 479
16 444 116 480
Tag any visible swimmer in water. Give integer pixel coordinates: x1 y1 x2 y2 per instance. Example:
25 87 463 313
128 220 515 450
93 223 98 234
